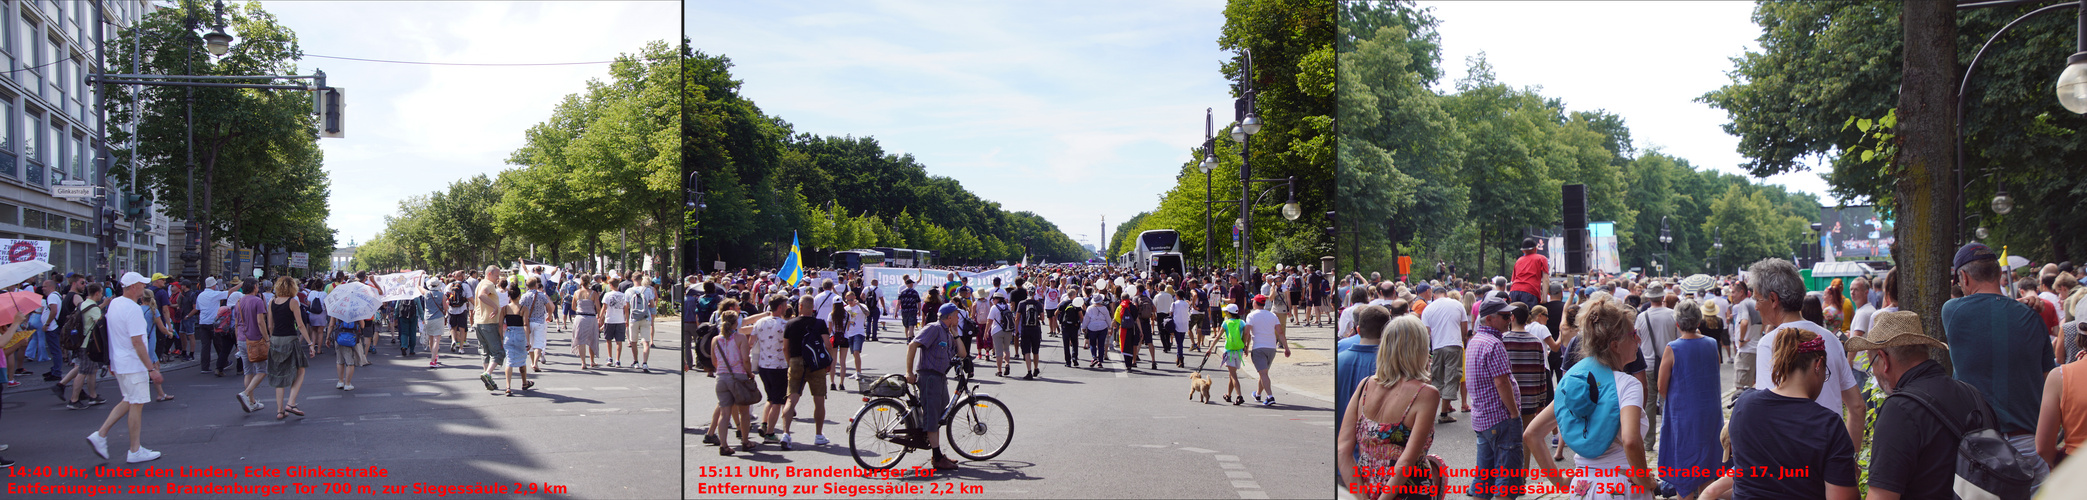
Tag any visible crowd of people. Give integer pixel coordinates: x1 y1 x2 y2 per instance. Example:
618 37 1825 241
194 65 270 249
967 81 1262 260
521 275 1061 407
0 265 665 467
688 262 1331 469
1337 236 2087 500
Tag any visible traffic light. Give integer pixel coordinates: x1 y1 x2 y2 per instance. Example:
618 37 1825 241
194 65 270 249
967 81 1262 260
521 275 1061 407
317 87 345 138
1325 211 1338 240
99 208 121 249
122 193 147 221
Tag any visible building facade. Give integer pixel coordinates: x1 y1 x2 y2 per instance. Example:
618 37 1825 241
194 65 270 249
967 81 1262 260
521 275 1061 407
0 0 166 278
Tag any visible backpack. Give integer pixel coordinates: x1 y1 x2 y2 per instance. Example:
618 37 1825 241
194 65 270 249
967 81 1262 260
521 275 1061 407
82 305 111 366
692 322 718 372
448 284 468 308
1888 382 2036 500
305 291 327 319
798 322 832 371
1021 302 1043 328
996 304 1015 333
336 320 359 347
60 301 106 353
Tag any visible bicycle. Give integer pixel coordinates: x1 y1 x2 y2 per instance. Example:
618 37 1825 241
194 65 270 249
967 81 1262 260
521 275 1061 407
848 360 1013 470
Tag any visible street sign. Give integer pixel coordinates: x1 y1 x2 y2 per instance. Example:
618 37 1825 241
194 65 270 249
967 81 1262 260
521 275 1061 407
53 186 94 198
59 179 86 186
289 252 308 269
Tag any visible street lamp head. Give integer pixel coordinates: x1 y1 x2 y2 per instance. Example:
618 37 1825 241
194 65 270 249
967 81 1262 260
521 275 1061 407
1977 225 1990 239
1230 122 1246 143
1198 154 1216 174
203 29 233 56
1992 188 2014 215
2057 52 2087 114
1281 201 1301 221
1241 113 1262 136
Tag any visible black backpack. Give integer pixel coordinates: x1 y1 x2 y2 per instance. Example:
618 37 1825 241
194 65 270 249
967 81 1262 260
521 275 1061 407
1021 302 1043 328
63 302 109 364
1888 382 2036 500
448 284 468 308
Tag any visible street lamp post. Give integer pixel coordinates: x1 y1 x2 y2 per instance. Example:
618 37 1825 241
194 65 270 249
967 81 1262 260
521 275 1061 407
688 169 706 274
1713 226 1723 275
1954 0 2086 246
1658 216 1672 277
1200 108 1218 272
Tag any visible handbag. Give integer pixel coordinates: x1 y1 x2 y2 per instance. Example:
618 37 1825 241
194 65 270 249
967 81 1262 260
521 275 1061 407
246 339 270 362
716 337 760 403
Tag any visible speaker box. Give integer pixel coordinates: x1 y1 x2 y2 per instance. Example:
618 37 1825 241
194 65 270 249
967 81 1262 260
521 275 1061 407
1563 184 1587 229
1564 228 1588 274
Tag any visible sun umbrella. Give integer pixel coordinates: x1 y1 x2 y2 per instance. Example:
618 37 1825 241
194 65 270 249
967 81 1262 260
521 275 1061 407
0 290 45 326
1677 274 1716 295
0 260 53 290
324 281 383 322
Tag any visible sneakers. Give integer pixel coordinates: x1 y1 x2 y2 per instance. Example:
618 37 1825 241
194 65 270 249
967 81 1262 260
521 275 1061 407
814 435 830 446
336 381 345 389
236 393 256 413
50 383 65 402
780 433 794 451
85 397 107 406
1263 396 1276 406
480 373 499 391
86 432 108 459
66 400 89 410
342 384 355 391
125 447 162 464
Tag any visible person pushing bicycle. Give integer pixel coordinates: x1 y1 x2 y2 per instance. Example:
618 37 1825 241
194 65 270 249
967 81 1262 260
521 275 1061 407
906 303 973 471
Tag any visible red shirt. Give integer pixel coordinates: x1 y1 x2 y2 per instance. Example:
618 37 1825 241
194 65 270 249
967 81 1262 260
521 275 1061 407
2032 298 2060 329
1511 252 1547 296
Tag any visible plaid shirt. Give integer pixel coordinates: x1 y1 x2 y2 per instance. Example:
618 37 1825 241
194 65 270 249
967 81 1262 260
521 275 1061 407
1465 325 1518 432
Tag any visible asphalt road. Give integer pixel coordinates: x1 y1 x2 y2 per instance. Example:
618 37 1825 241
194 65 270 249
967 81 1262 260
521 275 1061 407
1 317 681 499
688 320 1333 499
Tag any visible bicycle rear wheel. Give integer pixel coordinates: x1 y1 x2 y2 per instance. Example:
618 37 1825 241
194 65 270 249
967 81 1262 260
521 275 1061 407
944 394 1013 460
849 398 911 470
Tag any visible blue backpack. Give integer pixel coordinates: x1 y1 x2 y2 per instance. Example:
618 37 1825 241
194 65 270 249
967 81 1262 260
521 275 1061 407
335 321 359 347
1557 357 1621 455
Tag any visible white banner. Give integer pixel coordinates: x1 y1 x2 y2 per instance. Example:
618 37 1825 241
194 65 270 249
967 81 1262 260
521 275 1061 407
371 270 428 302
0 239 52 263
865 266 1023 317
963 266 1019 290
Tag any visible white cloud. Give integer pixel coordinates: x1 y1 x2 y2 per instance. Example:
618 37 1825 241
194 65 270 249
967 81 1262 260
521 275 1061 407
258 1 678 243
688 0 1234 249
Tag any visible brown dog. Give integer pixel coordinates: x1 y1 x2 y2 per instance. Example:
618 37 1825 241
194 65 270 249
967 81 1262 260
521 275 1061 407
1188 372 1212 403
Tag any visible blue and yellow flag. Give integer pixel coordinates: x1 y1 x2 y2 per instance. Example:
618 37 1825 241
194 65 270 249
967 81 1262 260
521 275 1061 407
780 231 805 287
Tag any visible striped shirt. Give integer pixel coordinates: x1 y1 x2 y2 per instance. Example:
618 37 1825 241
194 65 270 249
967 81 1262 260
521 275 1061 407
1501 329 1552 414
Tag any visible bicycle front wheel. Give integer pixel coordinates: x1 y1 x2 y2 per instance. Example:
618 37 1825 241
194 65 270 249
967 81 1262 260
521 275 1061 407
944 394 1013 460
849 398 910 470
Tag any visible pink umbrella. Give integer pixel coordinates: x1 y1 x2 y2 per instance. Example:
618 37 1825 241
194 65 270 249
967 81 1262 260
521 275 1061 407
0 290 45 329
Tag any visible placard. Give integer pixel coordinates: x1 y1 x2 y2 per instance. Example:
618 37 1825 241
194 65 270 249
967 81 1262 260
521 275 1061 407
371 270 428 302
0 239 51 263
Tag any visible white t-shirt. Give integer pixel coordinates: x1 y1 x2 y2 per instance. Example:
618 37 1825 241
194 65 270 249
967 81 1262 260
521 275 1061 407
1711 295 1734 323
752 317 789 370
1153 292 1175 313
600 290 628 324
1421 297 1467 350
845 304 869 338
1849 303 1878 334
1337 304 1360 339
2041 292 2060 314
105 296 149 375
1245 309 1280 350
1574 370 1650 475
195 289 227 324
1042 288 1062 310
1527 322 1554 361
1752 319 1860 414
1171 300 1192 331
1731 298 1760 352
43 292 62 331
813 291 840 325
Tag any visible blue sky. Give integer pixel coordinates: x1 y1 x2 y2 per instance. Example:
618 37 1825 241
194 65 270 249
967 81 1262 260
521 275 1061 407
257 1 679 245
686 0 1237 253
1419 1 1836 201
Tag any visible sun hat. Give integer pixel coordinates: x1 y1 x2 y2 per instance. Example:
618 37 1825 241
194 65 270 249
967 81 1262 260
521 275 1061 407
1844 310 1947 351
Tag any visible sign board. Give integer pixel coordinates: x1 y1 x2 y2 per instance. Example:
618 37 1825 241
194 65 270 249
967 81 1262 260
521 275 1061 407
53 186 94 198
289 252 309 269
713 261 725 271
371 271 427 302
0 239 52 263
59 179 86 186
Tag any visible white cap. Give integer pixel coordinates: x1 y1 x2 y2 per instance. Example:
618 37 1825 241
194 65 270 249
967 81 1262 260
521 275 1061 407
204 277 219 289
120 272 150 287
1222 303 1239 315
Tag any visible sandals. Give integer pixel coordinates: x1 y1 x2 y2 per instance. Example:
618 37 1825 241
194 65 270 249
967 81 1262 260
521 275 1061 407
522 381 536 391
1437 413 1457 424
157 394 176 402
285 406 305 417
276 410 288 420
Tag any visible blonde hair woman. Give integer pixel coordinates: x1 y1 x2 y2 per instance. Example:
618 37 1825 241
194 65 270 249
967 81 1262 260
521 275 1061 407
1338 316 1444 499
1522 295 1654 499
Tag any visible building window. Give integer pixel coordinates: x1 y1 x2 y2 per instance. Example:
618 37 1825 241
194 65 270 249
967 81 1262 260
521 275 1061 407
68 217 84 235
71 134 82 180
17 15 36 93
0 203 14 225
48 240 65 273
44 214 62 233
67 240 83 274
0 97 13 178
22 209 42 230
46 120 60 182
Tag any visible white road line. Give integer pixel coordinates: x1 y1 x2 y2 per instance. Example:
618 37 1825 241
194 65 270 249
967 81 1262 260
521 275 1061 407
357 393 392 397
1180 447 1216 453
308 395 340 400
1226 471 1253 479
594 387 631 390
1238 491 1270 499
1229 480 1261 489
1215 455 1241 462
1220 462 1246 470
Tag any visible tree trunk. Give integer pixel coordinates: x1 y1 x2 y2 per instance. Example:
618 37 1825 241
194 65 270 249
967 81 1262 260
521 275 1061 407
1896 1 1956 367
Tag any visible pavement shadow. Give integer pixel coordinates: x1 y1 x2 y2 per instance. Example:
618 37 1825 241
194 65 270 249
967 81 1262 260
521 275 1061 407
901 459 1043 483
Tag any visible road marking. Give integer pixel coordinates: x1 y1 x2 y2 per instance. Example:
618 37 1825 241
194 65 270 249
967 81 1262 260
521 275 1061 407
357 393 392 397
595 387 631 390
308 395 340 400
1180 447 1216 453
1230 480 1260 489
1215 455 1241 462
360 414 400 421
1226 471 1253 479
1220 462 1246 470
245 421 283 427
1238 491 1270 499
401 391 443 396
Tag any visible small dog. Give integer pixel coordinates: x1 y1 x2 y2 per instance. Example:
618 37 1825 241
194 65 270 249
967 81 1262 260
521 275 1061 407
1188 372 1212 403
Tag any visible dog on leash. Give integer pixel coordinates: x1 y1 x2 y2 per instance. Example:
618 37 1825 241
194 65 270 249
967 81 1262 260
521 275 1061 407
1188 372 1213 403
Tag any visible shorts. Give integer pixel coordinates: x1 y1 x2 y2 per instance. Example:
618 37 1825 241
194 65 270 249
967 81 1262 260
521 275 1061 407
901 311 918 328
603 323 628 342
240 350 267 375
1019 327 1042 356
336 336 369 366
503 326 529 368
630 318 654 342
474 324 505 367
115 371 153 405
845 335 865 352
786 357 828 399
1190 312 1207 333
1222 350 1243 368
716 373 760 407
992 331 1014 358
1735 351 1757 389
915 371 949 431
1250 347 1276 372
447 313 468 330
1429 346 1464 400
832 334 853 350
1703 326 1730 347
757 367 789 404
528 322 547 350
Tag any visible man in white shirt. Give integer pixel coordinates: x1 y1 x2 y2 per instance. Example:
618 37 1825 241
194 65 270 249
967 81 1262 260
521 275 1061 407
626 278 658 372
1245 295 1289 406
41 278 65 380
599 282 631 368
1847 277 1878 336
1153 286 1176 353
812 279 841 332
1728 282 1760 399
1748 258 1864 448
88 272 164 464
1421 285 1469 422
194 279 230 375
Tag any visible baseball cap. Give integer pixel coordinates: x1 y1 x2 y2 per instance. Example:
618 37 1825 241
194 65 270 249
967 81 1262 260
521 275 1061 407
1953 242 1998 271
1478 295 1519 317
1222 303 1240 315
1253 294 1268 303
119 272 150 287
1520 236 1539 250
151 273 168 282
1413 283 1432 294
938 303 962 318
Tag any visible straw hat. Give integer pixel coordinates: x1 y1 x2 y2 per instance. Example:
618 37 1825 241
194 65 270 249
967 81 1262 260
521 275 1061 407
1845 310 1947 351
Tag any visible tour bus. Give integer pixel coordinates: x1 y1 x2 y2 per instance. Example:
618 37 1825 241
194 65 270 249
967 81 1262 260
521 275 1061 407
870 247 929 267
1135 230 1186 276
830 249 886 270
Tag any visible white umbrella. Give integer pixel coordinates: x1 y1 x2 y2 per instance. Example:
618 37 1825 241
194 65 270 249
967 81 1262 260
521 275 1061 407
324 281 383 322
0 260 53 290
